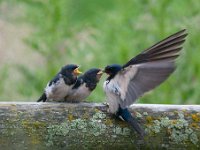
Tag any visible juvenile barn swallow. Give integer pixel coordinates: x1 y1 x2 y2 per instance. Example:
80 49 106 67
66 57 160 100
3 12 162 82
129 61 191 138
65 68 103 102
37 64 82 102
103 29 187 136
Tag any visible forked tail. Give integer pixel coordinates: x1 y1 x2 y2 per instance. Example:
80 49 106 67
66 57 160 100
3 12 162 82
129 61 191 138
37 93 47 102
117 107 145 137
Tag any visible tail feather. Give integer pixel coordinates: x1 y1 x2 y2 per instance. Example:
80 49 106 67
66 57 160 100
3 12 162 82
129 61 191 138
127 114 145 137
37 93 47 102
117 107 145 137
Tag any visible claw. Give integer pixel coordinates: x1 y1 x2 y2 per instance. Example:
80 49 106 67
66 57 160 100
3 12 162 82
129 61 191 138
102 102 109 113
103 102 109 107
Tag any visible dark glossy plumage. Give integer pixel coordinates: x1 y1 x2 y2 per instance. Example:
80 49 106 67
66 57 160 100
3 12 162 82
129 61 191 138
49 65 80 86
123 29 187 67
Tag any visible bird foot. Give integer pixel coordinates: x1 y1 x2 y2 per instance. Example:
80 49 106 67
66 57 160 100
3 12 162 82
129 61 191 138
103 102 109 107
102 102 110 113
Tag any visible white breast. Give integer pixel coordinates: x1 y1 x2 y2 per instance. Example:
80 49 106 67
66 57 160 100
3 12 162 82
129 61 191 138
66 83 91 102
45 78 72 102
103 80 120 114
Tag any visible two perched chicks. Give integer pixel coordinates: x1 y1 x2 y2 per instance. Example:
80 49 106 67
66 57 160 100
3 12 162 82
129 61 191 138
38 30 187 137
37 65 103 102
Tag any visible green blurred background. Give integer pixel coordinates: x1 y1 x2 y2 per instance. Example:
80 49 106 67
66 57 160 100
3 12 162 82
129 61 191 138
0 0 199 104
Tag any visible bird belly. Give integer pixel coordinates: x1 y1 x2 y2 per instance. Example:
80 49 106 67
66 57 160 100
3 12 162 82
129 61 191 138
103 81 120 114
45 78 71 101
66 83 91 102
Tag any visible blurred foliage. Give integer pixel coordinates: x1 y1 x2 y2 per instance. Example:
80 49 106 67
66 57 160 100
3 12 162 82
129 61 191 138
1 0 200 103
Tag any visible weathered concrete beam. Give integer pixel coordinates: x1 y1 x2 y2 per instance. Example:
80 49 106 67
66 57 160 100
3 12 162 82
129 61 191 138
0 102 200 149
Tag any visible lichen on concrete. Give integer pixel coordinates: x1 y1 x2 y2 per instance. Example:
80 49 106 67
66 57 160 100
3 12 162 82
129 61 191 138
143 112 148 116
45 111 132 147
1 103 200 149
145 110 199 146
135 111 142 118
191 113 200 122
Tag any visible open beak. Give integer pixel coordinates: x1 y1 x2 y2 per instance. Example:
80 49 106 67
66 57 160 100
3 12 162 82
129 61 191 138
97 70 104 75
73 67 82 75
102 69 109 75
96 70 104 80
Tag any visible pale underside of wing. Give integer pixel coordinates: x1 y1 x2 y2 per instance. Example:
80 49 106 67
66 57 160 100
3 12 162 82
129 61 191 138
118 62 175 108
116 29 187 108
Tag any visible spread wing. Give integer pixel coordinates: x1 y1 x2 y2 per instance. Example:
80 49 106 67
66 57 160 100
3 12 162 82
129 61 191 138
115 29 187 108
123 29 187 67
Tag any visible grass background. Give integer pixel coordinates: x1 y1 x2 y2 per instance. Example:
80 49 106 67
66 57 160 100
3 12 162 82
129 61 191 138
0 0 200 104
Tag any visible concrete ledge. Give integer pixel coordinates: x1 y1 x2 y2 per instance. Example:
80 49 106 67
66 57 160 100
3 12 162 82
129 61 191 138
0 102 200 149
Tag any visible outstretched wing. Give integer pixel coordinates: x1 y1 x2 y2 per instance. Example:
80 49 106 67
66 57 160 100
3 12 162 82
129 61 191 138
123 29 187 67
115 29 187 108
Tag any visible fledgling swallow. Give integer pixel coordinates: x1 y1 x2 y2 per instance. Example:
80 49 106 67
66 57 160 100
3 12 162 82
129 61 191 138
65 68 103 102
37 64 82 102
103 29 187 137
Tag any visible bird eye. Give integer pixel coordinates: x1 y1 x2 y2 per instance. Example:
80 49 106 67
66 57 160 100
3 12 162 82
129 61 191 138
108 67 112 71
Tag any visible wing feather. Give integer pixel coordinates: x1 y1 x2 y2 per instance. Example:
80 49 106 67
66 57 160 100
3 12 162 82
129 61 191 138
123 29 187 67
118 62 175 108
113 29 187 108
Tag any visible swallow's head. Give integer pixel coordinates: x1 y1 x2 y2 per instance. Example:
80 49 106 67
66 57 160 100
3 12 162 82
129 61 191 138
104 64 122 76
84 68 104 82
61 64 82 77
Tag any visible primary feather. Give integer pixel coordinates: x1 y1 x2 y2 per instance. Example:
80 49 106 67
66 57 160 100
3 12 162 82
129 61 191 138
123 29 187 67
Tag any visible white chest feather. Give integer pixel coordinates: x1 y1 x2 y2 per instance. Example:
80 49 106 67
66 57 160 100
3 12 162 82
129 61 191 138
45 78 72 101
103 80 120 114
66 83 91 102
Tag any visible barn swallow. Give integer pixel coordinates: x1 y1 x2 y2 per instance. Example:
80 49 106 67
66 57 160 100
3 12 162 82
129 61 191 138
103 29 187 136
37 64 82 102
65 68 103 102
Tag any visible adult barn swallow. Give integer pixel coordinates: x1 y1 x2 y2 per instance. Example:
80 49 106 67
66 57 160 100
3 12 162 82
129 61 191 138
37 64 82 102
65 68 103 102
103 29 187 136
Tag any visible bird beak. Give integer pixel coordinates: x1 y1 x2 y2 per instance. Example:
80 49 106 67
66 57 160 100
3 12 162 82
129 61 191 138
102 69 108 75
73 67 82 75
96 70 104 80
97 70 104 75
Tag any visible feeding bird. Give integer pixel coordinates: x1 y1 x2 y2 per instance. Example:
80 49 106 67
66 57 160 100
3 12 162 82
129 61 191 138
65 68 103 102
37 64 82 102
103 29 187 136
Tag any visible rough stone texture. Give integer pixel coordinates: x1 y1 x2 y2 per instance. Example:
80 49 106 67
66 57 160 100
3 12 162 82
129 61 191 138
0 102 200 149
